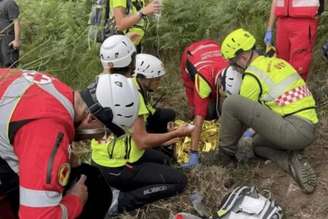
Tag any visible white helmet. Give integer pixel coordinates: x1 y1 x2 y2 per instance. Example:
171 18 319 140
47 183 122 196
220 66 243 96
100 35 136 68
80 74 139 136
135 54 166 78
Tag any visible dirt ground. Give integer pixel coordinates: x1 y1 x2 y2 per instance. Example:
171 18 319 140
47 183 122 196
117 115 328 219
114 65 328 219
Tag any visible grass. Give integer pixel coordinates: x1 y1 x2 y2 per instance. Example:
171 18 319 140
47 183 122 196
15 0 328 218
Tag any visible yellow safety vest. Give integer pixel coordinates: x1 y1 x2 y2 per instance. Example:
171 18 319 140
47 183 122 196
240 56 318 124
132 77 155 121
91 134 145 168
91 77 157 168
110 0 147 45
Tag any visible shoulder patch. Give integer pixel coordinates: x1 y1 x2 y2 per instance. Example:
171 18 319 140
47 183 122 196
58 163 71 187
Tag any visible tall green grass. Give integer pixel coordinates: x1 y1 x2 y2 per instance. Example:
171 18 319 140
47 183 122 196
17 0 328 114
18 0 100 88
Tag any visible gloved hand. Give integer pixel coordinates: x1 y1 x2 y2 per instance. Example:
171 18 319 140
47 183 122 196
242 128 255 138
264 30 273 45
181 151 200 169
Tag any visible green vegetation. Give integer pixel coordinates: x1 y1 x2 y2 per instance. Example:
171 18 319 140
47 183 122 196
15 1 328 218
18 0 328 114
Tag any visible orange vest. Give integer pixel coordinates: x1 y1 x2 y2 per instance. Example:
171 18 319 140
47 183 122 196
275 0 320 18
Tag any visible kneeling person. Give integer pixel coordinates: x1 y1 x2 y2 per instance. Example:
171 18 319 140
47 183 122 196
218 28 319 193
91 54 193 215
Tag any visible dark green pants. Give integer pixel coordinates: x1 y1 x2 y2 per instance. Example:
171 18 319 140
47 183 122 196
219 95 316 164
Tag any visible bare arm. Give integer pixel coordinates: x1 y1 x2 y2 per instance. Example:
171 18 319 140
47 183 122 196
113 7 143 31
190 115 205 151
267 0 277 31
8 20 21 49
132 116 193 149
113 1 160 31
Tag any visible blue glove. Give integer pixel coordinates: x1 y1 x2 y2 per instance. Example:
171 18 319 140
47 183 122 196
242 128 255 138
181 151 200 169
264 30 273 45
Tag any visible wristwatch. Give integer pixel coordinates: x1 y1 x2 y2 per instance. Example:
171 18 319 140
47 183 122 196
137 10 146 18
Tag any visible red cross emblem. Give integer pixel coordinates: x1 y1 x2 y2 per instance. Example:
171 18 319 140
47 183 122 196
22 70 53 85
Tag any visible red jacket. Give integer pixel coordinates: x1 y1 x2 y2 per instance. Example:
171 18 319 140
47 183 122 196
0 69 83 219
275 0 320 18
180 40 228 117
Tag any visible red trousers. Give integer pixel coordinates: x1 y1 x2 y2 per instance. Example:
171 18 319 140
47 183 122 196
276 17 318 80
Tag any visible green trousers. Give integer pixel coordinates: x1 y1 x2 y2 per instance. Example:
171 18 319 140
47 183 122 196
219 95 316 166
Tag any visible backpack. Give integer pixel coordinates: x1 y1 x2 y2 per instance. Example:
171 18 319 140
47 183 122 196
216 186 283 219
88 0 132 43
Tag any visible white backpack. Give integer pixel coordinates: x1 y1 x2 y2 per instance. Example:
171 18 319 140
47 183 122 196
216 186 283 219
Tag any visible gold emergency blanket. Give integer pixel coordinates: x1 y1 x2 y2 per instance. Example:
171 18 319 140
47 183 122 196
174 120 220 164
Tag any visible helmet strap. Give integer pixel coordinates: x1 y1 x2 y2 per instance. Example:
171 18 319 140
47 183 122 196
80 87 125 137
245 49 254 69
74 127 108 141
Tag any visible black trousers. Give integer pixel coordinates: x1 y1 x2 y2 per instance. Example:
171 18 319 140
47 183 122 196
0 159 111 219
95 150 187 213
146 108 176 134
0 157 19 219
67 163 112 219
0 34 19 68
146 108 176 157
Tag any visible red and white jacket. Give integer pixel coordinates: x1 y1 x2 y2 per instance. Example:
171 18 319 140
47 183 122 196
0 68 83 219
275 0 320 18
180 40 228 117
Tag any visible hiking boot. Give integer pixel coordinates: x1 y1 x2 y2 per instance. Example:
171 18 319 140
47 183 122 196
287 152 317 194
236 137 255 162
217 148 237 168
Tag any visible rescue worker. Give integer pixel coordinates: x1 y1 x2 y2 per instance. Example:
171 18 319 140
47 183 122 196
0 68 140 218
133 53 176 150
100 36 176 139
264 0 325 80
219 28 319 193
110 0 161 52
0 0 20 67
179 39 228 168
100 34 137 76
91 53 193 216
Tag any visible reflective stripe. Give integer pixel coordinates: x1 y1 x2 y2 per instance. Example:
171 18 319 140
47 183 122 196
189 44 218 55
0 71 74 173
59 204 68 219
0 76 31 173
39 83 74 119
276 0 319 7
194 60 217 68
20 186 62 207
246 66 299 102
22 70 74 120
264 74 300 101
276 0 284 7
293 0 319 7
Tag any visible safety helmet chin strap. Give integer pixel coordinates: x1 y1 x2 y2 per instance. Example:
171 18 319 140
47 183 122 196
230 49 254 72
74 127 109 141
79 84 125 137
